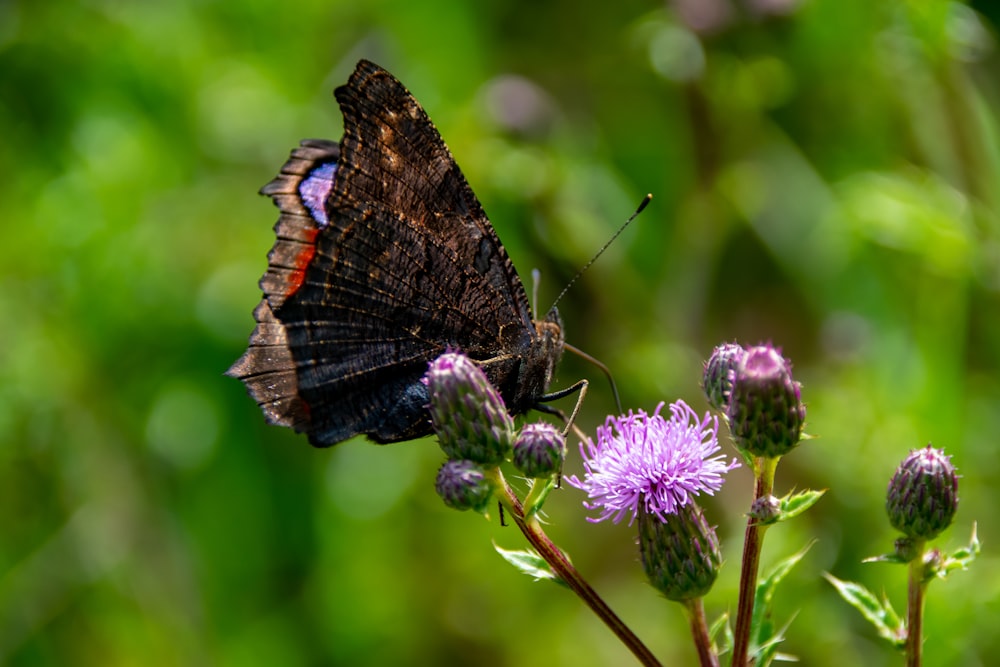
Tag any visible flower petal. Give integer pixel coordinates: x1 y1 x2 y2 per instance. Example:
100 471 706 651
568 400 740 525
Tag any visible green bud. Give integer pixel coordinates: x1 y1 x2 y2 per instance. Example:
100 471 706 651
426 352 515 464
702 342 745 412
726 344 805 458
435 460 493 512
886 445 958 541
512 422 566 478
638 503 721 601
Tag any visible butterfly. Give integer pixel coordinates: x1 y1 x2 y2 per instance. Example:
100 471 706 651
228 60 573 447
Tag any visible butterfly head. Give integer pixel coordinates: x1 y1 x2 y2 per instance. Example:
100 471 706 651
536 307 564 352
524 307 565 402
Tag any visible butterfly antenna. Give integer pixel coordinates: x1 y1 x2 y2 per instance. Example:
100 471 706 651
549 193 651 310
543 194 649 417
564 342 622 414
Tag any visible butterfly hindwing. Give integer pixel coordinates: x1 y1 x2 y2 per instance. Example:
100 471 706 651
226 141 340 433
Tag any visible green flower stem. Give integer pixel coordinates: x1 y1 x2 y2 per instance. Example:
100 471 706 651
684 597 719 667
905 540 927 667
520 475 556 520
488 469 662 667
731 456 779 667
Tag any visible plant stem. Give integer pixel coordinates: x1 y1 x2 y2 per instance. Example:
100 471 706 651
520 475 554 520
905 542 927 667
731 456 778 667
491 470 662 667
685 597 719 667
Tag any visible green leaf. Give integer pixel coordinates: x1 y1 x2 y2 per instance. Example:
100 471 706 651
756 614 798 666
754 542 813 617
709 611 733 655
522 475 557 520
776 489 825 522
494 544 568 588
823 573 905 647
935 522 980 580
862 552 912 565
748 542 814 663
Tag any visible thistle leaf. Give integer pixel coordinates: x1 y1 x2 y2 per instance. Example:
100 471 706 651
494 544 568 588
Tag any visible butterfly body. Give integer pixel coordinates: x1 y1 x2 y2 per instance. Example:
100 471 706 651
229 60 564 447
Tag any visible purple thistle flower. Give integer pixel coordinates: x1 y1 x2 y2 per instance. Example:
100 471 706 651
727 344 805 458
567 400 740 525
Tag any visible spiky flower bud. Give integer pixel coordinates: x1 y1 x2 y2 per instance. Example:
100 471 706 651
703 342 745 412
886 445 958 541
750 494 781 524
726 344 805 458
425 352 515 464
512 422 566 478
638 502 722 601
435 459 493 512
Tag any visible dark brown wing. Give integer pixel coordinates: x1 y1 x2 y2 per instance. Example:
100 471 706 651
331 60 534 332
227 140 339 433
229 61 562 447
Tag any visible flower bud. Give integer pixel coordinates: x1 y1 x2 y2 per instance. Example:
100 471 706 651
435 460 493 512
886 445 958 541
638 503 722 601
425 352 515 464
750 494 781 524
702 342 745 412
512 422 566 478
726 344 805 458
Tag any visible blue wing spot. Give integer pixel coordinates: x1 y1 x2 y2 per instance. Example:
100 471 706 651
298 162 338 227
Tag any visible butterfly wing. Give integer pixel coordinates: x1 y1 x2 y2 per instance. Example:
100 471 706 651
227 140 339 435
229 61 560 447
333 60 534 329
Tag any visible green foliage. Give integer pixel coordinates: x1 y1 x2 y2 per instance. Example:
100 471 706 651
2 0 998 665
824 574 906 648
934 523 981 581
708 610 733 655
521 475 557 520
749 543 814 665
712 544 813 664
774 489 826 524
494 544 567 588
832 522 979 653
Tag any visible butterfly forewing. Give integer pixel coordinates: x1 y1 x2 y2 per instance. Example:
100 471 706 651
331 61 534 331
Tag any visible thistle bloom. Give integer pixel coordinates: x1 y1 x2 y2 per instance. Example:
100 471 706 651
567 400 740 525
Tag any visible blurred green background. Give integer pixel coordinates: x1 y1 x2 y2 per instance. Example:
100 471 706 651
2 0 998 664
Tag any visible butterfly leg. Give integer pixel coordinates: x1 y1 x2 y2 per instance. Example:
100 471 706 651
537 379 589 440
